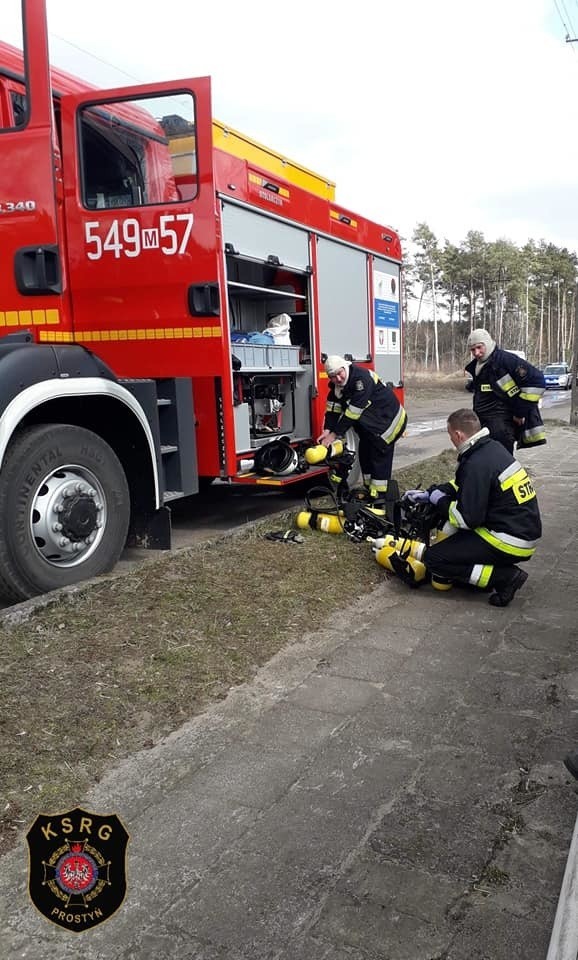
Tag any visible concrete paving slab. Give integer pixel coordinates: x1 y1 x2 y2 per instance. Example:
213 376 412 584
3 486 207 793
445 901 550 960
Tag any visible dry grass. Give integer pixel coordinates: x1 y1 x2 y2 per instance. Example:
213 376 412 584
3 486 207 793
0 449 457 857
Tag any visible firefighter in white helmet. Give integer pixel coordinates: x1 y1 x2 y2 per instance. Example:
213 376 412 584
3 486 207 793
317 355 407 505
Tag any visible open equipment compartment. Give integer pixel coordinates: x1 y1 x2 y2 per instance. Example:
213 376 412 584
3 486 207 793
223 202 314 452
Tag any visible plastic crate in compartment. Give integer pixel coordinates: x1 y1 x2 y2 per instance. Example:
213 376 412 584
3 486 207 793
267 345 302 368
231 344 269 369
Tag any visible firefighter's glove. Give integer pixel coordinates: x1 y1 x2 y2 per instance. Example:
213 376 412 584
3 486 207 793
428 488 446 506
264 530 305 544
402 489 429 503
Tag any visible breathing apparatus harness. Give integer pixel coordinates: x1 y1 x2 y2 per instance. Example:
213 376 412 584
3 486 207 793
296 444 358 534
297 440 440 550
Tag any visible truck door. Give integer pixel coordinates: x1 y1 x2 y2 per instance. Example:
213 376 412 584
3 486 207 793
58 78 221 379
0 1 63 329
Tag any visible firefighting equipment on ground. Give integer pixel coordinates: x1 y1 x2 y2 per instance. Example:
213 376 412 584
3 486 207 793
292 407 537 608
296 509 346 535
262 529 305 544
296 438 399 540
253 438 304 476
373 534 426 563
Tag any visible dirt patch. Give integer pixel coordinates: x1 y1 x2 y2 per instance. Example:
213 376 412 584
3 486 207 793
0 449 457 856
404 372 469 407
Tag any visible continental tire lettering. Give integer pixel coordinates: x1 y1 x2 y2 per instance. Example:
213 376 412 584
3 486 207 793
23 447 62 488
80 444 104 465
18 449 64 550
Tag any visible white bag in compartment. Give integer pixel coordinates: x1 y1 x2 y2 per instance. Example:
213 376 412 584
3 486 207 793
264 313 292 345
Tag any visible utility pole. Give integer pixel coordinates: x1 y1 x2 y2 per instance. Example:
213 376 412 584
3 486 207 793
570 287 578 427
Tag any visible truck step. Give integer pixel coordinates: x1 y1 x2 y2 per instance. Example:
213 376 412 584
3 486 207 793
163 490 184 503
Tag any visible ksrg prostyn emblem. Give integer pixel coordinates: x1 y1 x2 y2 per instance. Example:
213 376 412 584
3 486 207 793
26 806 129 931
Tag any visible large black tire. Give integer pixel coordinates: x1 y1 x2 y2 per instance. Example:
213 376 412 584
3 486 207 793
0 424 130 602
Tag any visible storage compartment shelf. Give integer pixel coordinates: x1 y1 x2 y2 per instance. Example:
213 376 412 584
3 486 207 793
228 281 306 301
232 344 303 370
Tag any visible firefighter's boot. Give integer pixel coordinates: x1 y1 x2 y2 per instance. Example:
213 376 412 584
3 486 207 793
488 567 528 607
431 575 454 591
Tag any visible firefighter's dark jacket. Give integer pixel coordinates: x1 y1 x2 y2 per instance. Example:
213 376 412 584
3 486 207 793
464 347 546 448
324 364 407 443
430 430 542 558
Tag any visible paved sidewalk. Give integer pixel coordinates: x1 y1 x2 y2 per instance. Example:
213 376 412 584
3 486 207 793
1 425 578 960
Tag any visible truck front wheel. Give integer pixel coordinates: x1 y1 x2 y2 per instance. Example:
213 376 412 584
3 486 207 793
0 424 130 602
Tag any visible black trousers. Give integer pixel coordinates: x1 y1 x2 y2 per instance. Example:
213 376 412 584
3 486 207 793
356 426 395 488
478 415 516 455
423 530 527 589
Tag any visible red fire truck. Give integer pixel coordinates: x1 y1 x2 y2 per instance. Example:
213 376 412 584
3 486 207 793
0 0 403 600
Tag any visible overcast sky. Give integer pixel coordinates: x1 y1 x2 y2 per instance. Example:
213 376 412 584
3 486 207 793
5 0 578 254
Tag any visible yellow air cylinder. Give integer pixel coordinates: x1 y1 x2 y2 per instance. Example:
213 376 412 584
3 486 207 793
375 542 398 571
407 556 427 582
296 510 344 534
372 534 397 551
304 439 344 465
305 444 328 465
375 545 427 583
376 535 426 561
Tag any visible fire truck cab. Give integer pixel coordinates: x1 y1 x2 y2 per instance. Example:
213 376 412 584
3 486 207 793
0 0 403 601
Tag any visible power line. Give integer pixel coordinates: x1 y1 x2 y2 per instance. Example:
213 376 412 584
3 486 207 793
50 32 143 82
554 0 578 46
560 0 578 35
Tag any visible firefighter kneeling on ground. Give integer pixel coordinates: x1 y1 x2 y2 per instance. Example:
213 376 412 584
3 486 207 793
311 355 407 506
375 408 542 607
